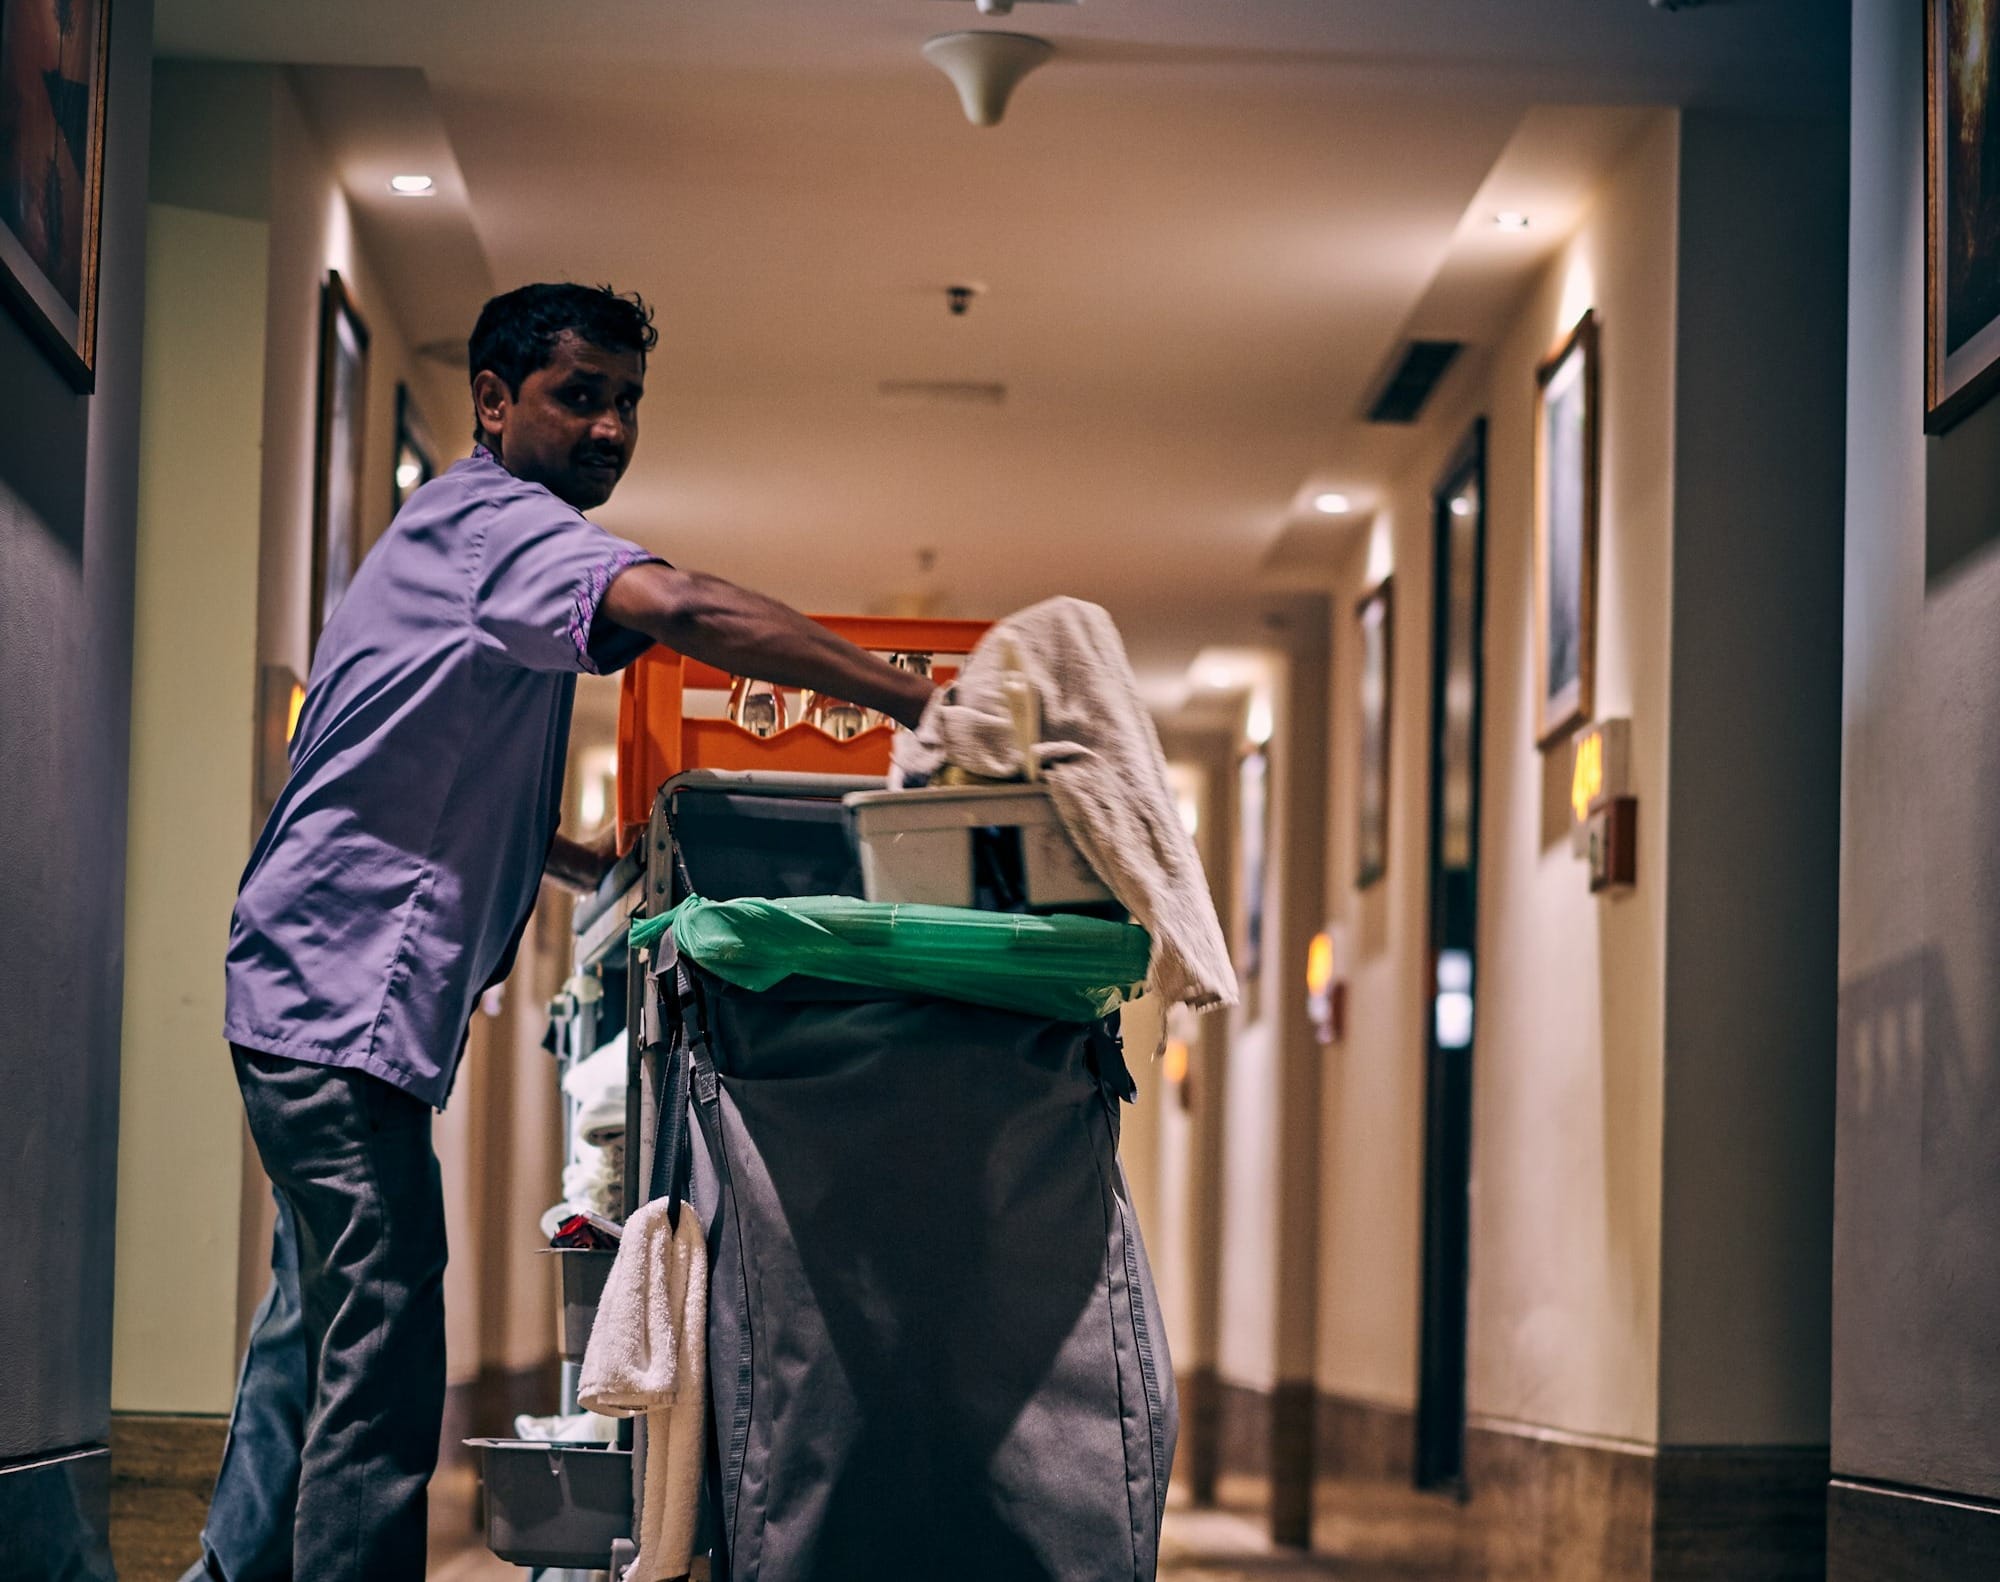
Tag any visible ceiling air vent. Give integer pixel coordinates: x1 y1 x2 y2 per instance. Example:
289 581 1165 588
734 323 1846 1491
1366 340 1463 425
877 380 1008 407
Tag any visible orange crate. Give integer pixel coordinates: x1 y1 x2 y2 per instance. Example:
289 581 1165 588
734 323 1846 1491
615 616 991 846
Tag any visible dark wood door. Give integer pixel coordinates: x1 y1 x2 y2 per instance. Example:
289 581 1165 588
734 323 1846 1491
1415 421 1488 1493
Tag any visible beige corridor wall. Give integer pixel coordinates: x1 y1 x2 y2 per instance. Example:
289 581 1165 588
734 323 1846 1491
1211 623 1332 1400
1155 725 1235 1388
1314 113 1679 1445
113 62 285 1416
1215 673 1283 1394
112 203 271 1414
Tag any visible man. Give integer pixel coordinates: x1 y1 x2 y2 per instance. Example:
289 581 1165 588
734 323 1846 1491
183 283 932 1582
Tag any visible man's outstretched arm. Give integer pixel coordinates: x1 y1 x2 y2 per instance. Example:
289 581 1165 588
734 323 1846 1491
546 824 621 894
600 562 936 728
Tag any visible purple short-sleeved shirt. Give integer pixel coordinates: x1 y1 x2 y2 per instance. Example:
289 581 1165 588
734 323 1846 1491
225 448 659 1107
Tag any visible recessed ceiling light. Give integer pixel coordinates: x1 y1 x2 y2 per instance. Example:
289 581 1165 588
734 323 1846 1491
1494 210 1530 232
389 174 435 195
1313 492 1351 515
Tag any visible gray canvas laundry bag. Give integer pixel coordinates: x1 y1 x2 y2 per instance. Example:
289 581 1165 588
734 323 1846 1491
659 960 1175 1582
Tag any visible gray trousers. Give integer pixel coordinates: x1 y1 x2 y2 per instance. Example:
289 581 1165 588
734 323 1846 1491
184 1047 447 1582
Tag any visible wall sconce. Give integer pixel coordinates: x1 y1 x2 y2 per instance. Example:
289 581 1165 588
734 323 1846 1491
257 664 305 822
1307 923 1347 1045
1571 718 1636 892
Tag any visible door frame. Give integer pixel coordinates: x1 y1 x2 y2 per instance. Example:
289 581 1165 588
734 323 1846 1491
1413 418 1489 1493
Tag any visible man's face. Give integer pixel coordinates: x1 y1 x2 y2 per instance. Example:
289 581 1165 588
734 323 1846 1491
474 332 644 510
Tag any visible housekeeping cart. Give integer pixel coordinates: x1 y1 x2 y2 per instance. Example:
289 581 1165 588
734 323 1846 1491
470 619 1179 1581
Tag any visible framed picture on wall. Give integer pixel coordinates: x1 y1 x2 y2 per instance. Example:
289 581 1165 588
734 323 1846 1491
1236 743 1268 997
311 269 370 655
1357 579 1393 890
0 0 111 389
393 382 436 513
1927 0 2000 431
1533 308 1599 749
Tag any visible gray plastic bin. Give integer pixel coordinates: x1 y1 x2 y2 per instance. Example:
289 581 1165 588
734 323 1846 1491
467 1438 632 1569
546 1247 617 1362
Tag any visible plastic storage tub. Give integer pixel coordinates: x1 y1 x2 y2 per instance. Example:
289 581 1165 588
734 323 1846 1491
615 616 990 848
845 784 1114 910
466 1438 632 1569
546 1247 616 1363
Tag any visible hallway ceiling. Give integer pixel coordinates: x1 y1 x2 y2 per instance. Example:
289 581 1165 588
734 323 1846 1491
156 0 1845 692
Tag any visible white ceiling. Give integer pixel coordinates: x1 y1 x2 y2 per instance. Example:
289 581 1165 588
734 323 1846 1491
157 0 1845 692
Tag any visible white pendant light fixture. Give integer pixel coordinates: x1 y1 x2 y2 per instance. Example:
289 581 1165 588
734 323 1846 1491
923 31 1054 127
959 0 1081 14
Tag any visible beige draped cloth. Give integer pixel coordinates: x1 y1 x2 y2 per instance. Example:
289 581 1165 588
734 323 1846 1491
894 596 1238 1011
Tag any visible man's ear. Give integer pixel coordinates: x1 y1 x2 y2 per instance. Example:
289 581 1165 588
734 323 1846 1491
471 370 511 445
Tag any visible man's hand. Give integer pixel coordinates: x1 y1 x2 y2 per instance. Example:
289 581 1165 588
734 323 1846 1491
601 563 937 729
546 823 623 895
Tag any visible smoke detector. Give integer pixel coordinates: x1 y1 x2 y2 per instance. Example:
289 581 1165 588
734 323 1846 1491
923 31 1055 126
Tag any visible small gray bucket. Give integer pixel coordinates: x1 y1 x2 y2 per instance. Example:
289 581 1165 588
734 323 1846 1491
545 1247 617 1362
467 1437 632 1569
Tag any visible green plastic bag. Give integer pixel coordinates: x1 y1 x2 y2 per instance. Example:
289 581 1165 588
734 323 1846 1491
629 895 1149 1022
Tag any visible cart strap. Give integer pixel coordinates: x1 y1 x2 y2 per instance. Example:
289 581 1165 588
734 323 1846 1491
642 957 696 1225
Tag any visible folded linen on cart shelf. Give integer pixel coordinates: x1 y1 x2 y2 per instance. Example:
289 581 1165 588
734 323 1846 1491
512 1409 619 1444
538 1032 630 1237
893 596 1239 1010
579 1196 707 1582
565 1031 629 1145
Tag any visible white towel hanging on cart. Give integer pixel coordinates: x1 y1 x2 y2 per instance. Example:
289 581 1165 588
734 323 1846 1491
579 1196 708 1581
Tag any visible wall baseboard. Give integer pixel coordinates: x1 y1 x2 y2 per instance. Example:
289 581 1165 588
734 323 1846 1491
1827 1477 2000 1580
1271 1381 1315 1547
1213 1375 1272 1480
108 1417 223 1582
1462 1419 1656 1580
1316 1391 1415 1483
1178 1365 1222 1505
1211 1385 1829 1579
439 1357 562 1452
1651 1444 1829 1581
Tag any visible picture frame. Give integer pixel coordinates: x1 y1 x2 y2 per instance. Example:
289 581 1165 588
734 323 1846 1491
1926 0 2000 432
0 0 112 390
1357 579 1393 890
392 381 436 514
1533 308 1599 750
1236 743 1268 995
311 269 371 655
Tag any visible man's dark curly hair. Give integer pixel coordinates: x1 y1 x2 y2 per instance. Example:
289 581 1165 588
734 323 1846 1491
467 283 658 445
